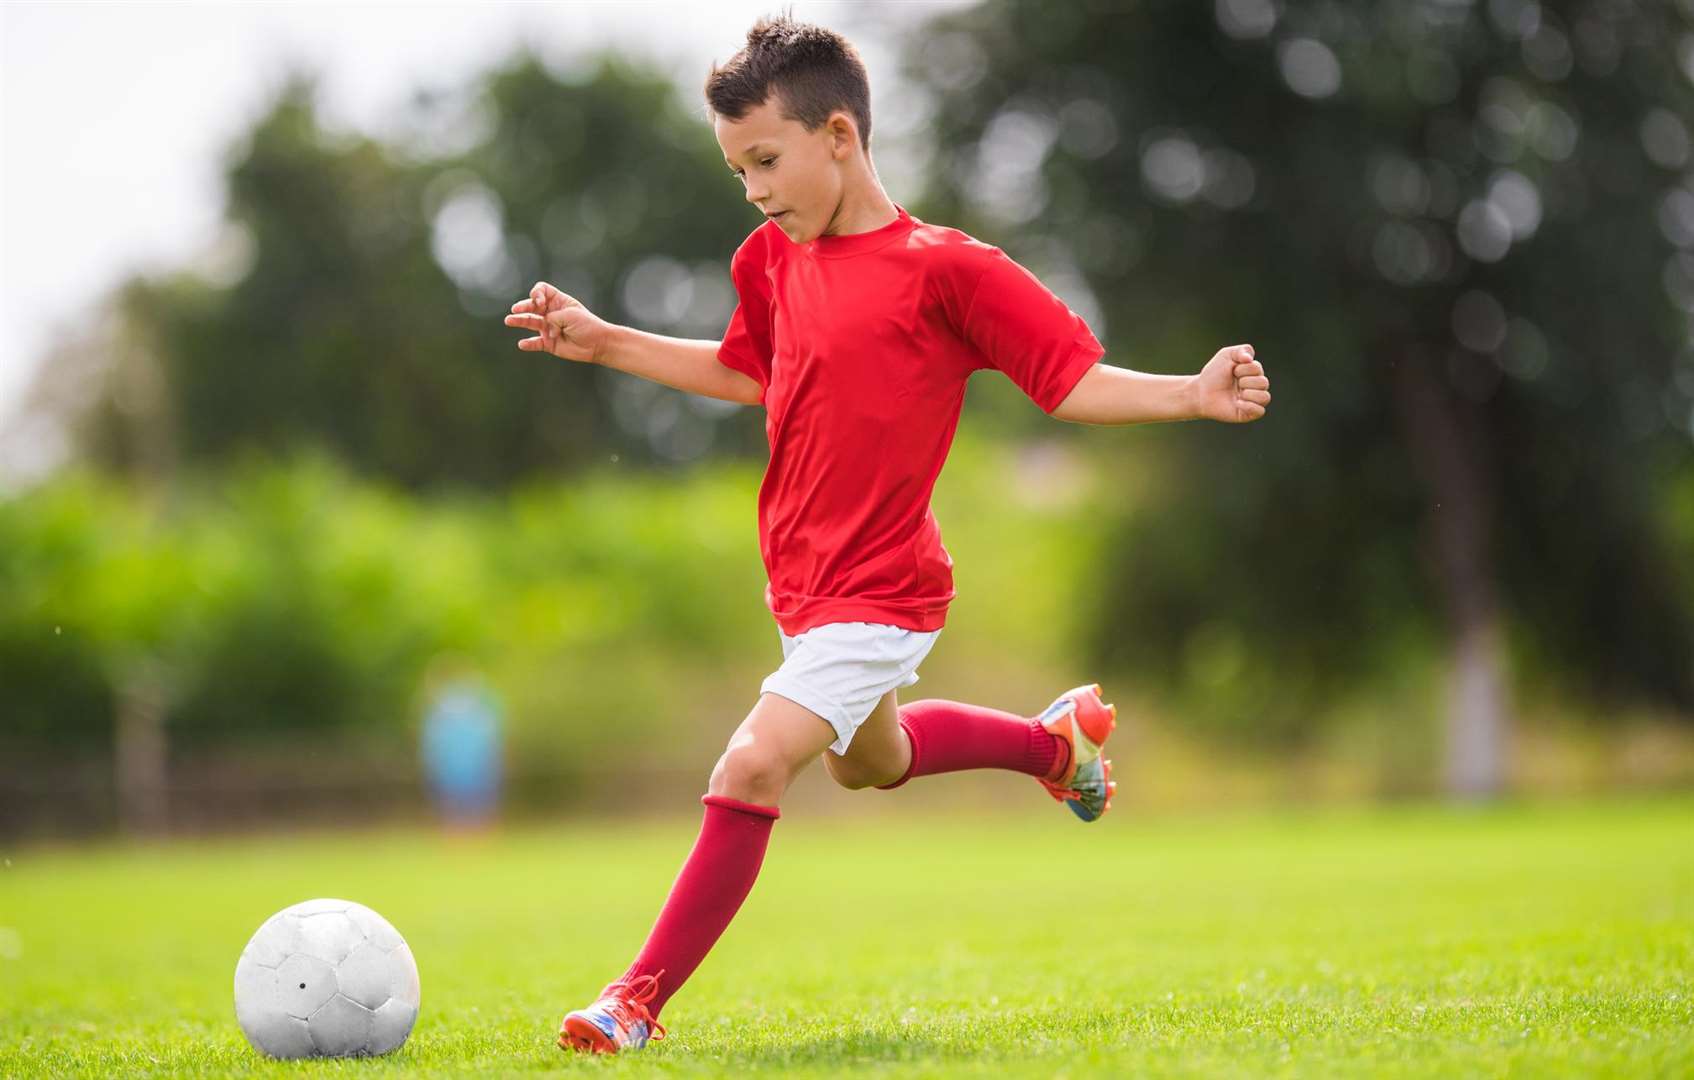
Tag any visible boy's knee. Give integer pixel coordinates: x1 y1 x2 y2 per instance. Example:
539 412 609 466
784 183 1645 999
709 744 788 804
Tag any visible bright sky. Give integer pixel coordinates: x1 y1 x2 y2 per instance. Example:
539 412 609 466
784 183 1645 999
0 0 970 466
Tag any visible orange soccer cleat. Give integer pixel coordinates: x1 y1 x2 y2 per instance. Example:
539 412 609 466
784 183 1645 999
1035 683 1118 822
558 970 668 1055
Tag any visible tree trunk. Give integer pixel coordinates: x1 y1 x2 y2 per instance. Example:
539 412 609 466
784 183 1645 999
115 660 170 834
1446 609 1509 798
1390 347 1513 799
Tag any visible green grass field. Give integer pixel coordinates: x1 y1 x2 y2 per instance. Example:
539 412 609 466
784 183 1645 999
4 795 1691 1077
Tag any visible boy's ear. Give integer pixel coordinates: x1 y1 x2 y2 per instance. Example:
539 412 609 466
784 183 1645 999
826 110 859 158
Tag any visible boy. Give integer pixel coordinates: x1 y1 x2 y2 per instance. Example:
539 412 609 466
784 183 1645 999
503 15 1271 1056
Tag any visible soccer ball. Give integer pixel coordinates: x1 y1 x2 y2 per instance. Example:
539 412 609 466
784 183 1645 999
233 898 421 1059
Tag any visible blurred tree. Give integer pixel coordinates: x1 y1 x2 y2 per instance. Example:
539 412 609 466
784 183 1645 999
904 0 1694 796
51 51 765 492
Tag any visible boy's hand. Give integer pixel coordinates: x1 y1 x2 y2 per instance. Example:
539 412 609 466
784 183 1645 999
1193 344 1271 423
504 282 612 364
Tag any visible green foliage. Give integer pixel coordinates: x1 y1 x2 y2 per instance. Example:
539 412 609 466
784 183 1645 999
70 56 767 491
15 7 1693 778
906 0 1694 734
0 452 759 755
0 477 120 748
0 439 1100 775
2 799 1691 1075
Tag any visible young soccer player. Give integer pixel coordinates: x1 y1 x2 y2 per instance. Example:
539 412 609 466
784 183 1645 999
504 15 1271 1056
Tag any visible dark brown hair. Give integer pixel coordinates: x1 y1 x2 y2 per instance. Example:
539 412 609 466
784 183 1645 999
704 11 873 153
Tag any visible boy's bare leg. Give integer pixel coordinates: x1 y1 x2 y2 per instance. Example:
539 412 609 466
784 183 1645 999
821 688 911 790
710 691 842 804
823 686 1118 820
563 690 840 1052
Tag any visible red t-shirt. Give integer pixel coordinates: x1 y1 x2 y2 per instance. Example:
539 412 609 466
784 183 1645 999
716 203 1104 636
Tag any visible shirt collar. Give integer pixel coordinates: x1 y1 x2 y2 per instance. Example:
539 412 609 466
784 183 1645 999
804 203 916 259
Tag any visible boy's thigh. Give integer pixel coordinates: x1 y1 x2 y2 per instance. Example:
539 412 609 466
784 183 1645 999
830 694 907 761
764 622 937 757
824 688 903 771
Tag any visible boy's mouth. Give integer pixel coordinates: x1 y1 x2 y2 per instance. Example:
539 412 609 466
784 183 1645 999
767 211 789 222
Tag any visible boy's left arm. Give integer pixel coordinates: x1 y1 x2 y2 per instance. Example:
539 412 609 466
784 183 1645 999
1051 344 1270 425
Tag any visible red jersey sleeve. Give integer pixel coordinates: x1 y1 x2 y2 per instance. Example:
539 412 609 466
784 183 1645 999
957 247 1105 414
717 233 775 403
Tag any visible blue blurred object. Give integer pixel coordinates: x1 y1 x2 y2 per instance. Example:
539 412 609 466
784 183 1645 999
420 676 503 825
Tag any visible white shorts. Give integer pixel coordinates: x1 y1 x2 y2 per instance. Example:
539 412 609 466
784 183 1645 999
759 621 942 755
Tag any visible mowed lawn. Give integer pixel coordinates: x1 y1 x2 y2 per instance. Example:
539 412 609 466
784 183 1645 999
3 795 1691 1077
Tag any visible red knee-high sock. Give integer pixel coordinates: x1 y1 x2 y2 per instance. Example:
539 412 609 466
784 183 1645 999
876 699 1068 790
606 793 779 1018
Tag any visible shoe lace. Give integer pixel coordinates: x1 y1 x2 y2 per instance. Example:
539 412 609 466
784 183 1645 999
601 969 668 1042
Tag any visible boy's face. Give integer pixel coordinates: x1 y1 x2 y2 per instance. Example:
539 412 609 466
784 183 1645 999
715 95 856 242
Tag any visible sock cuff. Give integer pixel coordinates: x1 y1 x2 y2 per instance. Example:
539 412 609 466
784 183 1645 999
1031 718 1069 782
700 793 782 820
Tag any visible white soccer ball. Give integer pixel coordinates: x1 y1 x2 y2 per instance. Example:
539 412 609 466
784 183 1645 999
233 898 421 1059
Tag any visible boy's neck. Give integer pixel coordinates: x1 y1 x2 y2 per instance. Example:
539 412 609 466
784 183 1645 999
820 177 899 238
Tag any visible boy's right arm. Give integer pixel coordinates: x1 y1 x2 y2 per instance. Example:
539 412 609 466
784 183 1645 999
598 325 762 406
505 282 760 406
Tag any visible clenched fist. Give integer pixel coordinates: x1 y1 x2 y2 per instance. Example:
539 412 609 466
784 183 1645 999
1193 344 1271 424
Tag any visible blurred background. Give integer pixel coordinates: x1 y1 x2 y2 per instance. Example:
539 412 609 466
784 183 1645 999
3 0 1692 842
